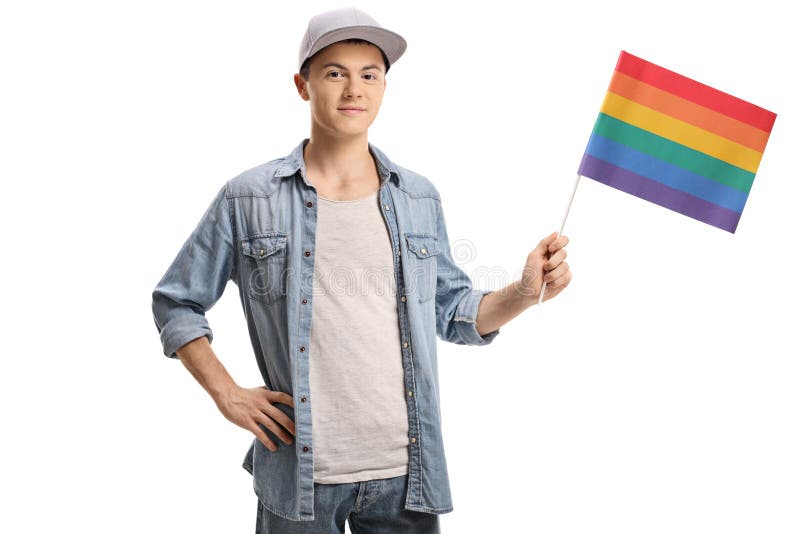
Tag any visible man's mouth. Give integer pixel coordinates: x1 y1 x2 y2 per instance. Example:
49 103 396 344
338 107 366 115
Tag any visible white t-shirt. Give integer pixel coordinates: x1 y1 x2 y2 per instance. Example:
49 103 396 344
308 189 410 484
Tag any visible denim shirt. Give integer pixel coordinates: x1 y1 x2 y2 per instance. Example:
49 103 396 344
151 138 501 521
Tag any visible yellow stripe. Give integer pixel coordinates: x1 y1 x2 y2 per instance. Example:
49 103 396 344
600 92 763 174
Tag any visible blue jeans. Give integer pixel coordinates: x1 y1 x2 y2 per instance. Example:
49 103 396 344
255 473 441 533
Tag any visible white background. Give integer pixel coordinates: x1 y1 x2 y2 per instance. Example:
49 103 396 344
1 1 797 532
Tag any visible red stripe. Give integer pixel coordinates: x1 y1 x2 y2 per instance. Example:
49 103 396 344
615 51 777 134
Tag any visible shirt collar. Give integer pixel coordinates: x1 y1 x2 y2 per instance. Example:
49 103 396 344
273 138 401 186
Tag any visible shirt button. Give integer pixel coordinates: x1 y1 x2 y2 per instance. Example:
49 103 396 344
306 201 313 208
302 446 309 452
384 204 390 211
407 390 413 397
300 396 307 403
258 249 265 257
402 341 408 348
300 346 306 352
304 251 311 257
302 298 308 304
400 296 406 302
420 248 427 255
409 437 416 444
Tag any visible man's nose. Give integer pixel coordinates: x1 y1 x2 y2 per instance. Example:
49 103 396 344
343 78 363 98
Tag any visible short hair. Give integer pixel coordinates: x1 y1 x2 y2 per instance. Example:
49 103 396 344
299 38 390 81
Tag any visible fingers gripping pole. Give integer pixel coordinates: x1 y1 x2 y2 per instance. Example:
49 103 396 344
537 173 581 306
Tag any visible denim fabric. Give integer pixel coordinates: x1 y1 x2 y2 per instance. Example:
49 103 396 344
151 138 501 521
256 474 439 533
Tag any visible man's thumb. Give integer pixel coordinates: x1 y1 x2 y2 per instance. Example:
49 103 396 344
535 231 558 255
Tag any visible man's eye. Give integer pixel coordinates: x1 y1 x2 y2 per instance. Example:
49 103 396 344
364 74 376 80
328 71 342 78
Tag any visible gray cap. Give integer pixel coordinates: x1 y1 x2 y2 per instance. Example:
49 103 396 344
298 7 407 72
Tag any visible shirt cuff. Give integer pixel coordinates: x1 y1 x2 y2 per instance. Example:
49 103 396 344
159 314 214 359
453 288 500 346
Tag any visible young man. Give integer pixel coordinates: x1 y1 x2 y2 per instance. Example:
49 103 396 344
151 7 571 533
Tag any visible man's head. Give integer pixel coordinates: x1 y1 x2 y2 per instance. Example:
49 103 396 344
294 8 406 138
293 39 388 137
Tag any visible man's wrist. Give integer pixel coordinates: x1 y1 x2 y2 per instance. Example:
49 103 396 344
209 378 239 405
512 278 539 308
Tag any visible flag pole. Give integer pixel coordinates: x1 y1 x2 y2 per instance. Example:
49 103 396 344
537 173 581 305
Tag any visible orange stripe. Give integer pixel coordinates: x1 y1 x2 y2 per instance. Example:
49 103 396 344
609 71 769 153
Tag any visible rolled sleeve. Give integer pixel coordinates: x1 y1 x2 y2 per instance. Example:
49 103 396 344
151 184 236 359
157 313 214 360
451 288 500 346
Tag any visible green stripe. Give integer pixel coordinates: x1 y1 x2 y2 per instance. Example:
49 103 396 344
593 113 755 193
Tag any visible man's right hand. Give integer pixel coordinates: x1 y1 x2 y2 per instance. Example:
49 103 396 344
215 385 296 452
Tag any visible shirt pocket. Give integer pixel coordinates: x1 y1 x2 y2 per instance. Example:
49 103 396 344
404 233 441 303
241 232 289 304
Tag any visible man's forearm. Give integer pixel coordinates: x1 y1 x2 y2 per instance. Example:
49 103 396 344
475 279 536 336
175 335 238 403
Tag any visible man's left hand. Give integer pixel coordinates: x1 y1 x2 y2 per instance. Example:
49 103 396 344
520 231 572 303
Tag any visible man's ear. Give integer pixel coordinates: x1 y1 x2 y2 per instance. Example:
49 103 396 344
293 73 310 101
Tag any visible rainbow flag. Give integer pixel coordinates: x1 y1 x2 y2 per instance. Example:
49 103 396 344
578 51 776 233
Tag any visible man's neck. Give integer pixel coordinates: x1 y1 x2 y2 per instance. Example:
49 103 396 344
303 130 377 186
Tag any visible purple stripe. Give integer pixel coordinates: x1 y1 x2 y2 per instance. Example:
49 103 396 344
579 154 741 233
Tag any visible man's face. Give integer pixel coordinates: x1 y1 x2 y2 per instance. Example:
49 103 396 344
294 41 387 138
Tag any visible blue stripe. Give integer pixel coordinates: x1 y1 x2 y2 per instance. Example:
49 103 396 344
585 133 748 213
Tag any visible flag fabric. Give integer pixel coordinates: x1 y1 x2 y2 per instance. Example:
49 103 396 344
578 50 776 233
